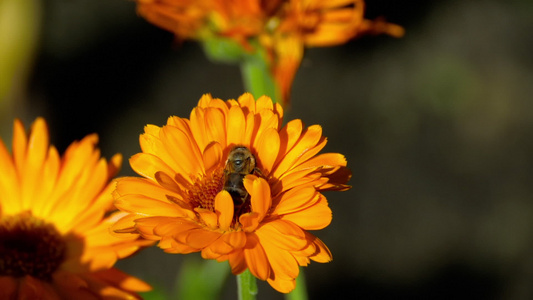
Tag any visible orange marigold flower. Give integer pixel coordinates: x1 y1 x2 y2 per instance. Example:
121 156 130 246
136 0 280 45
133 0 403 106
112 93 351 293
0 118 151 299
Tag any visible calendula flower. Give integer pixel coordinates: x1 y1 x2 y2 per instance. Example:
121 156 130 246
0 118 151 299
132 0 403 106
112 93 351 293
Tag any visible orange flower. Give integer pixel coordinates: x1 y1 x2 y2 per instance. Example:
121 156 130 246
0 118 151 299
136 0 277 46
132 0 403 106
112 93 351 293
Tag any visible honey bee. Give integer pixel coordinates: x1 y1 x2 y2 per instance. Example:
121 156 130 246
223 146 262 207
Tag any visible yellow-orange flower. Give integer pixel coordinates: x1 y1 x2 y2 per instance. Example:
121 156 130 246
112 93 351 293
0 118 151 299
136 0 280 46
132 0 403 106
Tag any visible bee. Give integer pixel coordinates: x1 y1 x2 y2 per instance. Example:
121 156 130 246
223 146 262 207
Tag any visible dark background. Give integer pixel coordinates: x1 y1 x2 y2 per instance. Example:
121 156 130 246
3 0 533 299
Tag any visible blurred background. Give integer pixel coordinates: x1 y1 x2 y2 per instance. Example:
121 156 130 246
1 0 533 299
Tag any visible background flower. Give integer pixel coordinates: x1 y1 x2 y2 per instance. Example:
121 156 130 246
0 118 151 299
132 0 402 106
112 94 350 292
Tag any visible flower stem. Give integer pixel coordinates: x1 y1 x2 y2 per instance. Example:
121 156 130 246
286 269 308 300
237 269 258 300
240 56 280 103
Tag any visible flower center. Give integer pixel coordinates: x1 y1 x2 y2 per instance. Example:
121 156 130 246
187 169 225 212
0 211 67 280
187 168 253 225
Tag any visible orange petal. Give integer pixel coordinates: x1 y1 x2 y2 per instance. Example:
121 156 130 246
215 190 234 231
162 240 199 254
240 211 261 232
226 105 247 146
139 129 163 155
12 118 28 174
52 271 96 299
245 176 271 221
261 247 299 283
273 186 318 215
160 125 203 176
316 166 352 191
196 207 218 229
22 118 49 204
166 116 192 132
204 107 227 147
255 95 274 112
255 219 307 250
206 97 230 113
190 107 209 151
243 113 256 147
94 268 151 292
143 123 161 136
271 169 323 196
272 125 325 178
228 251 248 275
281 196 332 230
129 153 177 182
272 35 304 106
243 233 270 280
134 216 188 240
0 139 19 214
267 276 296 294
154 218 199 238
197 94 214 108
293 153 347 171
251 110 279 150
237 93 256 114
183 228 222 249
109 214 139 235
255 128 280 174
305 233 332 263
115 177 182 201
203 231 246 256
115 194 189 218
279 119 303 154
202 141 223 174
155 171 182 194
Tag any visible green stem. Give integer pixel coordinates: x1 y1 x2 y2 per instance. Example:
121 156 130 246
240 56 280 103
237 269 258 300
286 268 308 300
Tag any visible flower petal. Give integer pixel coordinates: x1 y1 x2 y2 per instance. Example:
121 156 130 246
255 128 280 174
243 233 270 280
280 195 332 230
226 105 247 146
202 141 223 174
130 153 177 182
244 176 271 222
215 190 234 231
115 194 189 218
